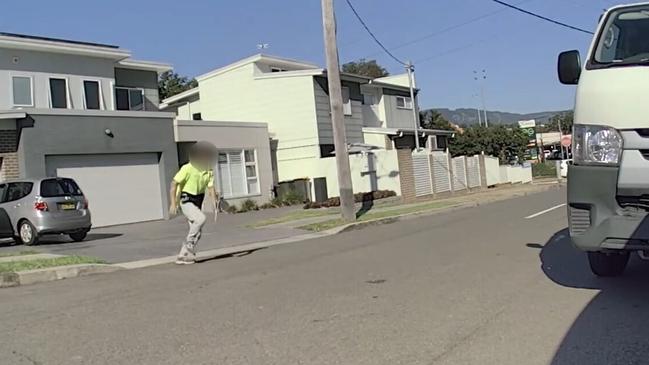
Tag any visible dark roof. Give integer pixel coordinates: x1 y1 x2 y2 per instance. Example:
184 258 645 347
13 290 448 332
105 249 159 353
0 32 119 49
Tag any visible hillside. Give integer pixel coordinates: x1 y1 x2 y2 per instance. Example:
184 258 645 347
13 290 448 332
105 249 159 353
429 108 570 126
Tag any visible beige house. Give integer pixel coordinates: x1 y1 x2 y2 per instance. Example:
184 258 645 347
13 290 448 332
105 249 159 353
161 54 452 201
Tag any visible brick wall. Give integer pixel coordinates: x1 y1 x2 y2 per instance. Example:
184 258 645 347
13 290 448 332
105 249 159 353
0 130 17 153
0 129 19 180
397 149 416 202
0 153 19 180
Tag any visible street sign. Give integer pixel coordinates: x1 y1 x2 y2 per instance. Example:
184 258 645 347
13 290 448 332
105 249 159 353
518 119 536 128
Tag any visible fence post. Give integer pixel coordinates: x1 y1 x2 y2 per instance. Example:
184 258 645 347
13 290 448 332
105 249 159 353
448 152 455 194
463 156 470 191
479 152 487 188
428 152 436 197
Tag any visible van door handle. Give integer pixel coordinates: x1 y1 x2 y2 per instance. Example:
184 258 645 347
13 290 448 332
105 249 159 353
13 204 20 208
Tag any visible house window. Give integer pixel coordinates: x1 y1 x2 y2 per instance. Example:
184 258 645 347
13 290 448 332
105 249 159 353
270 67 287 72
320 144 335 158
342 87 352 115
396 96 413 109
12 76 33 107
83 80 101 110
192 113 202 120
217 149 260 198
49 78 68 108
437 135 448 150
115 87 144 111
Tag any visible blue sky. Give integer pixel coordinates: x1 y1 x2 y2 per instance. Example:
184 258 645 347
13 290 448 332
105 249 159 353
1 0 623 113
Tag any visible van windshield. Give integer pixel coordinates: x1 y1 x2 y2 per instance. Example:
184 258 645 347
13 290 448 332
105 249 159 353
40 178 83 197
593 5 649 67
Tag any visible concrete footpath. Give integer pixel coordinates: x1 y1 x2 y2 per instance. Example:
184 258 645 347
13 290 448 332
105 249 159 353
0 181 562 269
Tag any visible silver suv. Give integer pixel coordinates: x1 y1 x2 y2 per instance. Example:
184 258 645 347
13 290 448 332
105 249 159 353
0 178 92 245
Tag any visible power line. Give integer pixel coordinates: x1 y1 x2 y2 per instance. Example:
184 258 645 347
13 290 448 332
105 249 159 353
343 0 407 66
490 0 594 35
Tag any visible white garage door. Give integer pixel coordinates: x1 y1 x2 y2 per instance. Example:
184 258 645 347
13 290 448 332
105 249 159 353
46 153 164 227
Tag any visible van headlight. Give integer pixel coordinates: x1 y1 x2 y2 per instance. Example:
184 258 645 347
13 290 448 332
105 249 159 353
573 124 623 166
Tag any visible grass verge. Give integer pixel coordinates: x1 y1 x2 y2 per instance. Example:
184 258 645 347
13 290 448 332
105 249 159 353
247 209 338 228
0 256 106 273
0 250 39 258
299 201 459 232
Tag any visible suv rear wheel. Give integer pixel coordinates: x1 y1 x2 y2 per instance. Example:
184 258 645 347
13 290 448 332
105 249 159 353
17 220 38 246
587 252 630 277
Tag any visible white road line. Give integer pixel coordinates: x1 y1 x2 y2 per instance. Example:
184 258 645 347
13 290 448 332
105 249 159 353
524 203 566 219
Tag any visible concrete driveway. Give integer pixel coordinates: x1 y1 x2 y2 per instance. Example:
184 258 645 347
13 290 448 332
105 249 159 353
0 206 305 263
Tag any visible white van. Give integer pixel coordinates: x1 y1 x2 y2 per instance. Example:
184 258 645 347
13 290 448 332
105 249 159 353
559 2 649 277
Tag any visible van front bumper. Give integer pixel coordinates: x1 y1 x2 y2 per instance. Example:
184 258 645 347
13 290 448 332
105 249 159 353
568 165 649 251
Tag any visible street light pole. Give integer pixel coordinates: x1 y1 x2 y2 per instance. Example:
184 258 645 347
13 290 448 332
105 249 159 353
474 70 488 127
321 0 355 222
406 61 420 151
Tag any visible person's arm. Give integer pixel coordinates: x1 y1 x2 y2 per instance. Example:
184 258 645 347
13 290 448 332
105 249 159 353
170 165 187 215
169 181 179 215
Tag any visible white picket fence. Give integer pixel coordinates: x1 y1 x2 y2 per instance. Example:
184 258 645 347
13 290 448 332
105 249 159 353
409 151 532 196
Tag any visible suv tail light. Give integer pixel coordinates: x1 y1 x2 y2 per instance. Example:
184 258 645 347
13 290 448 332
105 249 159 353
34 201 48 211
83 198 89 210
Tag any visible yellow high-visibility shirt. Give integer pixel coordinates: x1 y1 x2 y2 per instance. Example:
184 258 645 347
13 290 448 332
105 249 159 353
173 163 214 195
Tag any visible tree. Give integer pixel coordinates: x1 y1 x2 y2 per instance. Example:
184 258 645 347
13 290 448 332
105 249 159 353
420 109 454 131
342 58 389 78
449 125 528 164
158 71 198 101
539 111 574 133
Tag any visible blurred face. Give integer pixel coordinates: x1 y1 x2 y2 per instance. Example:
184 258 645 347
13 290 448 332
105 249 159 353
191 152 212 170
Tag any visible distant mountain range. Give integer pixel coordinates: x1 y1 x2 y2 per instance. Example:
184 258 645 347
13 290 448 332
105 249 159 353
430 108 570 126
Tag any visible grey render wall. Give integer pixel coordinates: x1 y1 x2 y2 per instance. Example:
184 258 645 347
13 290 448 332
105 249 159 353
114 68 159 111
313 80 363 146
17 111 178 217
0 48 116 110
175 120 273 206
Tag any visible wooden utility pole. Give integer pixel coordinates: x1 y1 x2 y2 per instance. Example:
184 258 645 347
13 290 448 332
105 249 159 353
321 0 355 221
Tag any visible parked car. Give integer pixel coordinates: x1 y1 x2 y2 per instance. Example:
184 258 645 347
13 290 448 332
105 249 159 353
0 178 91 245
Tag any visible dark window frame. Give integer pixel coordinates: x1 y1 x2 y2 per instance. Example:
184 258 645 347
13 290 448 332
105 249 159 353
83 80 101 110
49 78 68 109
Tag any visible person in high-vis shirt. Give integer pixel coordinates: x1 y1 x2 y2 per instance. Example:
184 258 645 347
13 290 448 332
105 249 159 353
169 142 218 265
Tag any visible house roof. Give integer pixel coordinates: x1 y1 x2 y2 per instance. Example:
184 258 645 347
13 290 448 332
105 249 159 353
0 32 131 60
160 88 200 109
196 54 320 82
0 32 171 71
117 59 172 73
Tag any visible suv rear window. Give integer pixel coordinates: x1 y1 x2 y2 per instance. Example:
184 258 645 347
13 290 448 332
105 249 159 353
40 179 83 197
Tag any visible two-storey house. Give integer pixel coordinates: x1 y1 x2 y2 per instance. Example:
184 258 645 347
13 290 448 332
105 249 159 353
0 33 179 227
161 54 452 201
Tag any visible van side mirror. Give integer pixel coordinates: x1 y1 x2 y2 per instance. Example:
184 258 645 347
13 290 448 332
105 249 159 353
558 50 582 85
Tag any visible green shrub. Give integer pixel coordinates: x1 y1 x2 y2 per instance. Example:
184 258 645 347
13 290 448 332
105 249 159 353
303 190 397 209
282 189 304 205
260 202 276 210
225 205 238 214
532 162 557 177
239 199 259 213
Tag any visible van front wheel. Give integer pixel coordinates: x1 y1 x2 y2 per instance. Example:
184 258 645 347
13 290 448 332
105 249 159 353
588 252 630 277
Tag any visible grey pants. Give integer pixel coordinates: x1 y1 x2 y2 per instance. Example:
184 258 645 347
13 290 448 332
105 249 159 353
178 202 206 258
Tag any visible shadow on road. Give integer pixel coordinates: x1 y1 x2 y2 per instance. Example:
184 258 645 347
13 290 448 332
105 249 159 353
537 229 649 365
35 233 123 245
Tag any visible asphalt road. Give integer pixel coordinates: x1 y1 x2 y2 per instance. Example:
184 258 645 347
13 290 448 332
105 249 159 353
2 187 648 365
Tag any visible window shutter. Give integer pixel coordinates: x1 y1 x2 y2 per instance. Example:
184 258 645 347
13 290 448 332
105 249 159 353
229 152 246 196
217 154 231 197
